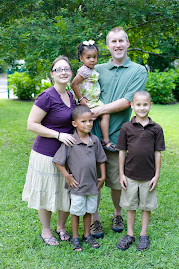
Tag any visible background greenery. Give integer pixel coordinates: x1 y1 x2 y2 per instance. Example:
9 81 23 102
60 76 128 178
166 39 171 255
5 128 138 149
0 99 178 269
0 0 178 80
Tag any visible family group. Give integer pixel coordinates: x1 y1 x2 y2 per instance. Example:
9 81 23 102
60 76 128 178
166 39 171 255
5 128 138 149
22 27 165 252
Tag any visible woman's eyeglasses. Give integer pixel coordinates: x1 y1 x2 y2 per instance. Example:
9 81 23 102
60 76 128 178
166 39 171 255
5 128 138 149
52 67 71 73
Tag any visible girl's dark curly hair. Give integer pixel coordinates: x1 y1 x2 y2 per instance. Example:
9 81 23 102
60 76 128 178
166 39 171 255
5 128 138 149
77 42 99 61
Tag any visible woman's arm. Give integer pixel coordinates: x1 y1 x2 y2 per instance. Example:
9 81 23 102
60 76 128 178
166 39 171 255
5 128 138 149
27 105 76 146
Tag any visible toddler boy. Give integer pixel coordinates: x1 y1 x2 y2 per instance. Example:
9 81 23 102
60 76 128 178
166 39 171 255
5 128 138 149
116 90 165 251
53 106 106 252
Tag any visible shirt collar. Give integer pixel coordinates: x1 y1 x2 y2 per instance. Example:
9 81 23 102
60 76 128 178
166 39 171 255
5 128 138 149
131 116 155 126
73 130 95 146
107 57 131 70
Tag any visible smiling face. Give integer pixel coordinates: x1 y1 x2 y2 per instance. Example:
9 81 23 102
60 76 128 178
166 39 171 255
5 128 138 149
107 30 130 65
79 48 98 69
50 59 72 85
72 112 93 135
131 94 152 120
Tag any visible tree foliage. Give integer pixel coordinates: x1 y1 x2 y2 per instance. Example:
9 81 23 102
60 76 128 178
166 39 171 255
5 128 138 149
0 0 178 79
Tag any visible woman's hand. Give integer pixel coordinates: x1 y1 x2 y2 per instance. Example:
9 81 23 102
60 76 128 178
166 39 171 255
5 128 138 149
58 133 76 146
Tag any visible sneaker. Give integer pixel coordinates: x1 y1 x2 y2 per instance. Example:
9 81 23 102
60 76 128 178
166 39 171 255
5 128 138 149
137 236 150 251
90 220 104 239
112 215 124 233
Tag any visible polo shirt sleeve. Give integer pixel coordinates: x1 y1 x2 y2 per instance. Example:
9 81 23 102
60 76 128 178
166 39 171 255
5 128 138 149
77 65 91 79
52 144 69 166
116 126 127 150
94 137 107 163
124 67 147 102
34 92 51 112
154 126 165 151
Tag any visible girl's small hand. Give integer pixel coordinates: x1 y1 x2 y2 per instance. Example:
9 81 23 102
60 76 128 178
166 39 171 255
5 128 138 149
58 133 76 146
66 174 79 188
80 97 89 107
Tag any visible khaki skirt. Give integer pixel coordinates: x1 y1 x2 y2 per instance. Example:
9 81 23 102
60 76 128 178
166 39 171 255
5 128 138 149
22 150 70 213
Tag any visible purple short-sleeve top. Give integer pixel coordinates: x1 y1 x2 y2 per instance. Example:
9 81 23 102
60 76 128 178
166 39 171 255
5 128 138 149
32 86 76 157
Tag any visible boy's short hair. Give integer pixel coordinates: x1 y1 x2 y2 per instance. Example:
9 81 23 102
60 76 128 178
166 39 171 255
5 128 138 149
72 105 92 121
133 90 151 101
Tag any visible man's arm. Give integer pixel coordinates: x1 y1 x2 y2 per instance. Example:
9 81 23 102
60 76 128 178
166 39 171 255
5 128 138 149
91 98 130 118
149 151 161 192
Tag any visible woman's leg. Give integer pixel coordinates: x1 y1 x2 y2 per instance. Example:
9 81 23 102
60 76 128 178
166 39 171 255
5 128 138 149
38 209 52 238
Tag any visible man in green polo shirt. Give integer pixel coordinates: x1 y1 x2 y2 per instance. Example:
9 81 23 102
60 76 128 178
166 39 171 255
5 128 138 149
90 27 147 239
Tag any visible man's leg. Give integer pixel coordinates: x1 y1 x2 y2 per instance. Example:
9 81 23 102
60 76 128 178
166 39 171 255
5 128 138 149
111 189 124 233
90 190 104 238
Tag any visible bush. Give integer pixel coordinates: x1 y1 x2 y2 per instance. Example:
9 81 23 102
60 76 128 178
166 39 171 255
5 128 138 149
145 70 176 104
172 69 179 101
8 72 38 100
37 81 52 95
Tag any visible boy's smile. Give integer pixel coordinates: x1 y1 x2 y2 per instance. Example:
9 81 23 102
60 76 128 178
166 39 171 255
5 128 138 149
131 95 152 120
72 112 93 136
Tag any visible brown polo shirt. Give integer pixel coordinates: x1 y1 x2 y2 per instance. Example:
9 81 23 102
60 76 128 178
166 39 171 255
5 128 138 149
53 131 107 195
116 117 165 181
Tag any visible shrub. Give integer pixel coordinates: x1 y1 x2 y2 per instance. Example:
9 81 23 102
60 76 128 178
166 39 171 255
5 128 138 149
172 69 179 101
8 72 38 100
145 70 176 104
37 81 52 95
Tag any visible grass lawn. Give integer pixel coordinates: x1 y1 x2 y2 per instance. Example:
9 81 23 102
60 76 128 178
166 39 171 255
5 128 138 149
0 99 178 269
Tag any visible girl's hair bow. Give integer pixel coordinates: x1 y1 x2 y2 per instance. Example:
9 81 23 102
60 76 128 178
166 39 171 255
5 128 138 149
83 40 95 46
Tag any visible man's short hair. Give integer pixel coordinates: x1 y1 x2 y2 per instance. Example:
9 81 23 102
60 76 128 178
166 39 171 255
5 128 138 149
72 105 92 121
106 27 129 44
133 90 151 102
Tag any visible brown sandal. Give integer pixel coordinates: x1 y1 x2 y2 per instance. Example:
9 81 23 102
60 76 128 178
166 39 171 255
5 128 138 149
137 236 150 251
55 229 70 241
116 234 135 250
40 235 60 246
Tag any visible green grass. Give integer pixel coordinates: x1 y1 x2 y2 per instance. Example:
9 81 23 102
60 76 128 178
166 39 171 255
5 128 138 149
0 99 179 269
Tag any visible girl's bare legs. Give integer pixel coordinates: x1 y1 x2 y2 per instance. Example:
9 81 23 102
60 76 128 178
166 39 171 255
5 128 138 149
100 114 111 146
38 209 53 238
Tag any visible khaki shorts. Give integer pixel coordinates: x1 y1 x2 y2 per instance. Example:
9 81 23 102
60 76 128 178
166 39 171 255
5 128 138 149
120 177 158 211
104 150 121 190
70 193 98 216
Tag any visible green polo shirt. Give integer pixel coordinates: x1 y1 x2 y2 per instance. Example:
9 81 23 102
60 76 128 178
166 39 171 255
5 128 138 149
92 57 147 145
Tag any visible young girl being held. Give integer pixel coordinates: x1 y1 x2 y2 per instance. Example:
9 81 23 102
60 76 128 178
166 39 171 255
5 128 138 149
71 40 116 152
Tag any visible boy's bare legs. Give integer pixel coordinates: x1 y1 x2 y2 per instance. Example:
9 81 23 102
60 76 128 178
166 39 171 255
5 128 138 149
83 213 91 237
140 210 150 236
71 215 79 238
127 210 136 237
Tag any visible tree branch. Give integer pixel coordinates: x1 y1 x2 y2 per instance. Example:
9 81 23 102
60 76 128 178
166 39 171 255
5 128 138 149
128 48 178 58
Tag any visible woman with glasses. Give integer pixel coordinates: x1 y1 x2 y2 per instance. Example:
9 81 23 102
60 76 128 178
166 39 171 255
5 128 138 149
22 56 76 246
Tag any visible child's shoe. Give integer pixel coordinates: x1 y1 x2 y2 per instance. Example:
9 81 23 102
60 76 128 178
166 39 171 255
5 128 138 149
137 235 150 251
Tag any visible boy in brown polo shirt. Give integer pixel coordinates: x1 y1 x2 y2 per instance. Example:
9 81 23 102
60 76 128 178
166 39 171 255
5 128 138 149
53 106 106 252
116 90 165 251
